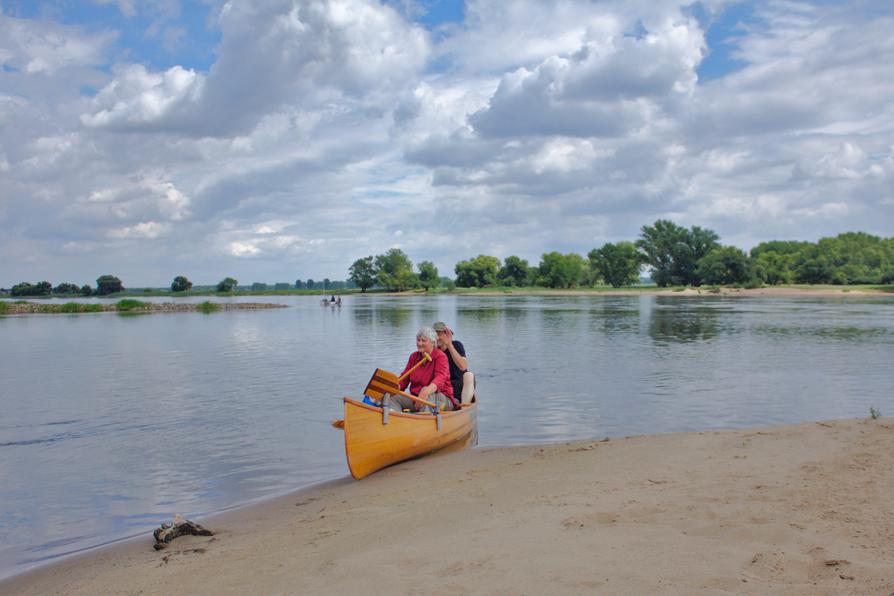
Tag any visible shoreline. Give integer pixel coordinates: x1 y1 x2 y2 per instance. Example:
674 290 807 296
3 418 892 595
0 301 288 315
453 286 892 297
3 285 892 303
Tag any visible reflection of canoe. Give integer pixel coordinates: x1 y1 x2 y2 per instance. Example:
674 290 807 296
337 397 477 479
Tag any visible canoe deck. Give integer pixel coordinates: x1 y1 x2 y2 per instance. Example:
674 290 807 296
340 397 477 479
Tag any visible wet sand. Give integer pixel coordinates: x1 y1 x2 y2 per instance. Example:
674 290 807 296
2 418 892 595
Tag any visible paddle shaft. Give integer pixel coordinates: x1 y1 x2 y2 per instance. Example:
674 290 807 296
397 351 431 382
388 387 437 409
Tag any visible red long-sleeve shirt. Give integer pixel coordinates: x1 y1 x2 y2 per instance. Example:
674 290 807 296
399 349 455 406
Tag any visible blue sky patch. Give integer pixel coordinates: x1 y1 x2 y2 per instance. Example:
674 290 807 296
2 1 220 72
692 2 756 82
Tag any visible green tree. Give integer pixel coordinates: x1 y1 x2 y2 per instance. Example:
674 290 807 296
497 256 530 286
306 279 315 289
819 232 893 284
349 255 377 292
53 282 80 295
538 252 586 288
792 245 835 284
685 226 721 285
80 284 93 296
274 282 291 290
250 282 268 291
294 279 306 289
11 282 35 296
696 246 752 285
588 242 643 288
750 240 811 259
323 278 331 290
171 275 193 292
96 275 124 296
216 277 238 292
375 248 416 291
417 261 440 291
637 220 719 286
751 252 795 285
34 281 53 295
455 255 500 287
749 240 809 285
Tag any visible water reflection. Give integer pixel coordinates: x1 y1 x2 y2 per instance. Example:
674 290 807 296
457 302 501 327
646 299 721 343
373 301 413 328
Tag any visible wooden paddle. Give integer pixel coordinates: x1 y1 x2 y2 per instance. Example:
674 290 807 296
398 351 431 382
331 352 435 428
364 368 437 409
367 351 431 395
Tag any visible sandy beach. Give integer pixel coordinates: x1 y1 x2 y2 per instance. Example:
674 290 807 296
2 418 892 595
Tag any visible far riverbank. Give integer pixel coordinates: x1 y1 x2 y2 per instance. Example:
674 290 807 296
457 285 894 297
0 301 287 315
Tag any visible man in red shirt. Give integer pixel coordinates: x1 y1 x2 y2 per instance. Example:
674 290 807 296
388 327 457 412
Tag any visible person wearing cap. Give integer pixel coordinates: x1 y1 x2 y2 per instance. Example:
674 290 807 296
387 326 457 412
433 321 475 404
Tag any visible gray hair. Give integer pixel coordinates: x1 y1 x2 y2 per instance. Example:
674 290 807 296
416 326 436 342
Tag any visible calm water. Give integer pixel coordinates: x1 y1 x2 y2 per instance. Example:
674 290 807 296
1 294 893 578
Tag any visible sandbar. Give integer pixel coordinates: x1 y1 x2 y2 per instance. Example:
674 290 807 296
2 418 892 595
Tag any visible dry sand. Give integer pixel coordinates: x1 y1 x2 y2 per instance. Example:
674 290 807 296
2 418 892 595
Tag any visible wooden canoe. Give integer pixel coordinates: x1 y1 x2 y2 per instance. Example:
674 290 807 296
337 397 478 479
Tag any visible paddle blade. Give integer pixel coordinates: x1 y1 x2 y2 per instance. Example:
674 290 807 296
364 368 400 401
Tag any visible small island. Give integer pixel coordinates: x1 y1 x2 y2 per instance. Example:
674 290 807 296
0 299 287 316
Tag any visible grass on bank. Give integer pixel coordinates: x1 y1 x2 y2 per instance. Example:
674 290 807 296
115 299 152 311
59 302 104 313
198 301 220 313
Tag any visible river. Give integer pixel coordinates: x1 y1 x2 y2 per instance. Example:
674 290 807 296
1 293 892 578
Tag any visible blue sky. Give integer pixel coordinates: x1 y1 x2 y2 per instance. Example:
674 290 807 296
1 0 892 286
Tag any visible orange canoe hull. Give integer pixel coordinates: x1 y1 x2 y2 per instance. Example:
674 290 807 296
341 397 478 479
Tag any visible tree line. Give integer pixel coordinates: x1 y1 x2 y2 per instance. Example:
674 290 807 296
349 221 894 290
5 222 892 297
7 275 125 297
3 274 358 297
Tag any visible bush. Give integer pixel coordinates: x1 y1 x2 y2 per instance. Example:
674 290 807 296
57 302 104 313
0 302 9 315
198 301 220 313
116 299 151 312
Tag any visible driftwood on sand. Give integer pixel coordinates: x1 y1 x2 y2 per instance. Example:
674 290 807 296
153 515 214 550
